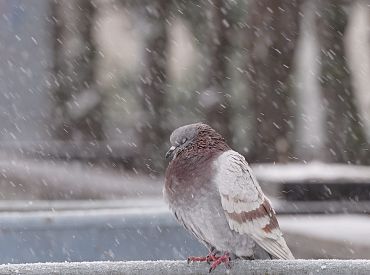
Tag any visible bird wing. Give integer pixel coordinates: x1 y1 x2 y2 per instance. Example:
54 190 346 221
214 150 294 260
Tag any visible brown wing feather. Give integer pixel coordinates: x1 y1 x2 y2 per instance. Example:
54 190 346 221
215 150 294 260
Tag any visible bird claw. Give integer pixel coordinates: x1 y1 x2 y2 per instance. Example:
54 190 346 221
188 251 231 272
187 256 208 263
208 253 230 273
187 251 219 264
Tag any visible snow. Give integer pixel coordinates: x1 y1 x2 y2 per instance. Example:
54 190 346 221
0 154 162 200
0 155 369 200
0 0 370 270
279 214 370 247
67 89 101 121
252 162 370 184
0 260 369 275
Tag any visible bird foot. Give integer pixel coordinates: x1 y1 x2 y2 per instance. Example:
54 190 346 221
208 253 231 273
187 251 219 264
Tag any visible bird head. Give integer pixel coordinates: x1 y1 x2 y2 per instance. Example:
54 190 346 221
165 122 209 160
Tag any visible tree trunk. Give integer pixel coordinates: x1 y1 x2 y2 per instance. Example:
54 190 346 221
345 1 370 144
51 0 103 142
137 0 169 171
197 0 232 142
317 1 370 164
293 0 326 162
245 0 302 163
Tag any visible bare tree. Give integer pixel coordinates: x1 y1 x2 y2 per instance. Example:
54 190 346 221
51 0 103 142
244 0 302 163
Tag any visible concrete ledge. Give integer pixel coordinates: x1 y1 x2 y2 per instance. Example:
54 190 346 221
1 260 370 275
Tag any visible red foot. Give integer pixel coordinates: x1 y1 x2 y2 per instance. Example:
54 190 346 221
209 253 231 273
187 251 219 264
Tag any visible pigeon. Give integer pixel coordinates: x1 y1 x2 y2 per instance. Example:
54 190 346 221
164 123 294 272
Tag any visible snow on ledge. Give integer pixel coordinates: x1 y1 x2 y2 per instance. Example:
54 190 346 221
252 162 370 184
0 260 369 275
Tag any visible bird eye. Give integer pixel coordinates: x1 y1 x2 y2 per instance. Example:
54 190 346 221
181 138 187 144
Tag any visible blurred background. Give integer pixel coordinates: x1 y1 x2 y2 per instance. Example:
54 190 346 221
0 0 370 264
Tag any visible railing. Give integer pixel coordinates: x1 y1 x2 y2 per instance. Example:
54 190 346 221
0 260 369 275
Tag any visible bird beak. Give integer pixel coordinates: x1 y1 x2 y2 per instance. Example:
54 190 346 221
165 146 176 159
